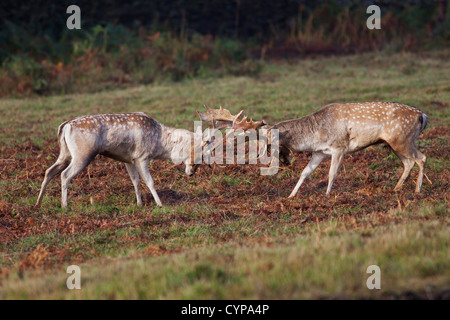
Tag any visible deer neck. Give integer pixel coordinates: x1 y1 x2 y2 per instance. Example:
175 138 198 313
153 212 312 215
160 125 194 163
277 115 324 152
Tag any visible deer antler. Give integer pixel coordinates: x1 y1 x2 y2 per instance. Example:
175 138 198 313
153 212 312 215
232 116 266 131
196 105 243 124
196 105 267 131
198 105 269 159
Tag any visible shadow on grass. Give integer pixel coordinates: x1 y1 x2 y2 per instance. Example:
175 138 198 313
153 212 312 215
142 188 211 206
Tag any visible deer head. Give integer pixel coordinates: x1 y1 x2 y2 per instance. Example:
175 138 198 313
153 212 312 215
197 105 266 131
196 105 268 161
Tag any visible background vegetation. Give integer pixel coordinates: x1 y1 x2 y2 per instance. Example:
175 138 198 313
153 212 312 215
0 0 448 97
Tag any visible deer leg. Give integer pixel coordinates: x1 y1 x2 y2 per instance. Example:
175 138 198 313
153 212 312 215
288 152 327 198
326 150 345 196
61 156 93 208
389 135 426 193
413 151 426 193
35 157 70 207
134 159 162 206
125 163 142 206
392 153 415 192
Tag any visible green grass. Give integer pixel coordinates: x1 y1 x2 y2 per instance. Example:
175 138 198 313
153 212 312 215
0 49 449 299
1 217 448 299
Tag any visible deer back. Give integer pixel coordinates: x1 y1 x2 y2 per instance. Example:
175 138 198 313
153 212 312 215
61 113 164 162
274 102 427 154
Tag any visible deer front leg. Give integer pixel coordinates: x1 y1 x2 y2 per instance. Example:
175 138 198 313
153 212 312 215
134 159 162 206
288 152 327 198
326 150 345 196
125 163 143 206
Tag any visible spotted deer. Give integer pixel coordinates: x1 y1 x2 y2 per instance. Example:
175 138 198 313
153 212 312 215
36 112 209 208
206 102 428 197
276 102 428 197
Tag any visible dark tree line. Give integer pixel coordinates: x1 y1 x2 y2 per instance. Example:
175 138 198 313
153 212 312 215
1 0 444 39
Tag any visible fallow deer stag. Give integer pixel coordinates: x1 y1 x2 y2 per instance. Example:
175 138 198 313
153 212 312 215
209 102 428 197
36 112 210 208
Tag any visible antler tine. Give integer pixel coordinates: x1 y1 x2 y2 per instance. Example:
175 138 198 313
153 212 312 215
196 105 214 122
234 110 244 119
196 110 208 122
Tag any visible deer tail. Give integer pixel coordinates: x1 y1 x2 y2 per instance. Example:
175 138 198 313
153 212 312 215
419 112 428 133
57 120 71 154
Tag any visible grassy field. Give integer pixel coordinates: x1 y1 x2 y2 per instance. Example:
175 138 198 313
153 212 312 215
0 50 449 299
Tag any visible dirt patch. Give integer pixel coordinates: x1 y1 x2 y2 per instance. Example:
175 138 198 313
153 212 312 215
0 132 448 271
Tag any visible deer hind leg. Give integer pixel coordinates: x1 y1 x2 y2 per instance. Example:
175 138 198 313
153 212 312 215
35 156 70 207
392 153 415 192
413 150 426 193
125 163 142 206
390 140 426 193
60 154 94 208
326 150 345 196
288 152 327 198
134 159 162 206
